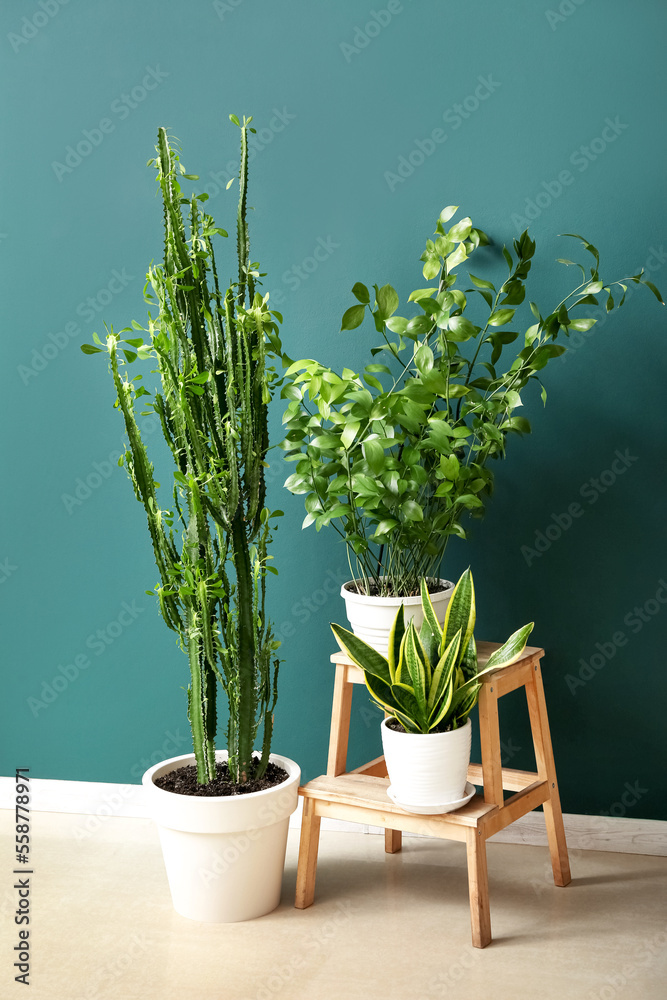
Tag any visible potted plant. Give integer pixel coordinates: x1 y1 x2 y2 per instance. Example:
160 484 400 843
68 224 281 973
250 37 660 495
331 569 533 812
82 117 300 923
281 208 663 651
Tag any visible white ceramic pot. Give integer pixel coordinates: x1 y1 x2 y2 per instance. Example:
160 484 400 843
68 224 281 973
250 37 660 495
341 578 454 657
142 751 300 923
380 717 472 809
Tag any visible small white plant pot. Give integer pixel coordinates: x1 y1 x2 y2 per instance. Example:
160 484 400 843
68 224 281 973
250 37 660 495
380 717 472 809
142 751 300 923
341 578 454 657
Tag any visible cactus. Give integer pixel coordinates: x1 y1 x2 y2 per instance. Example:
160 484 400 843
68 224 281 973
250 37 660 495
82 117 284 784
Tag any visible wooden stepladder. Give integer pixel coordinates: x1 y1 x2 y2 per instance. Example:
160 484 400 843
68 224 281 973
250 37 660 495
295 642 571 948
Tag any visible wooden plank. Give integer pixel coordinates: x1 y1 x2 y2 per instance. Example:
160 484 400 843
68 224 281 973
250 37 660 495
466 828 492 948
295 798 322 909
477 685 503 806
467 763 539 791
314 799 472 842
385 828 402 853
495 659 539 699
349 755 388 777
482 780 550 838
300 773 497 828
525 665 571 886
327 663 354 776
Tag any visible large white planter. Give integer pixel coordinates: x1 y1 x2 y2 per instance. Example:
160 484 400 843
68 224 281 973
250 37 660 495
142 751 300 923
341 578 454 657
381 717 472 810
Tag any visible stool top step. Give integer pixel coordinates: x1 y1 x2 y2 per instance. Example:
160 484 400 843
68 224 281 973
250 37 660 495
300 772 498 827
330 642 544 679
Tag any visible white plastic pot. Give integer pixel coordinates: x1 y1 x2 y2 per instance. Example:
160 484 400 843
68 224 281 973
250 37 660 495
381 716 472 809
142 751 300 923
341 578 454 657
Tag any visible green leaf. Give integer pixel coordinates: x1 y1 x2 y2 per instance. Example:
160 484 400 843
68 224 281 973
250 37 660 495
229 113 240 126
469 273 495 291
449 217 472 242
441 454 460 480
427 630 461 716
442 568 476 661
80 344 103 354
331 623 392 686
401 500 423 522
376 284 399 320
483 623 534 673
406 315 433 336
439 205 459 225
341 420 360 450
428 420 452 451
403 624 429 724
567 318 597 332
387 605 405 684
488 308 515 327
386 315 408 334
352 282 370 304
448 315 477 341
341 304 366 330
643 280 665 305
414 345 434 374
363 438 385 475
408 287 438 303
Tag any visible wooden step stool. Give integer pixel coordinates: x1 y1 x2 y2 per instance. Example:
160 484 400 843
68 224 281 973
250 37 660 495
295 642 571 948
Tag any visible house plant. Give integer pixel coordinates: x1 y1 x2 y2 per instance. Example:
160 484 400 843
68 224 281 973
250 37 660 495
82 117 300 923
331 569 533 811
281 207 663 650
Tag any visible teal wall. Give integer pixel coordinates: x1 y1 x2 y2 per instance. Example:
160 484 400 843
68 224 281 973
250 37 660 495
2 0 665 821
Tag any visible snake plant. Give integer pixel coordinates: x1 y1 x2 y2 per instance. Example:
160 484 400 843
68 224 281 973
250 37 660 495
82 117 284 785
331 569 533 733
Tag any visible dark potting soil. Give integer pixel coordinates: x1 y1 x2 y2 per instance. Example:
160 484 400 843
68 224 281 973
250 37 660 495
154 760 288 797
347 580 448 598
386 717 453 735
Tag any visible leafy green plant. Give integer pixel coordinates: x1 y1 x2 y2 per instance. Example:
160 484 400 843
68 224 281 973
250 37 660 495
331 569 533 734
281 207 663 597
82 117 284 785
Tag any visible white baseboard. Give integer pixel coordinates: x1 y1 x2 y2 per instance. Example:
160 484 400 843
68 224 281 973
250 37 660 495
2 776 665 857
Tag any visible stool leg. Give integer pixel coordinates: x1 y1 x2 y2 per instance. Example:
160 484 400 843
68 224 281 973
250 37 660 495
526 663 571 887
478 682 504 806
384 828 402 853
466 828 492 948
295 799 322 909
327 664 354 776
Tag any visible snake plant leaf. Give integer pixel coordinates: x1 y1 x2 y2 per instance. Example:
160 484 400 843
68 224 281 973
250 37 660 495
427 629 461 715
363 671 396 717
483 622 534 673
330 623 392 686
428 674 456 730
387 603 406 683
451 681 481 728
441 567 476 658
403 624 429 724
419 577 442 663
460 633 478 682
390 681 424 731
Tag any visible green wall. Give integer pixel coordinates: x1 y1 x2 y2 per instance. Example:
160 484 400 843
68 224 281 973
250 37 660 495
2 0 665 821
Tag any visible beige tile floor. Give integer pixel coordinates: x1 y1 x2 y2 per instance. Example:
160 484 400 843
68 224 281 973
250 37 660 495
1 809 666 1000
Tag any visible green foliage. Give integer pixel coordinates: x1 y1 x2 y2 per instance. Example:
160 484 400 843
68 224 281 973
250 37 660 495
82 119 284 785
331 570 533 734
281 209 663 597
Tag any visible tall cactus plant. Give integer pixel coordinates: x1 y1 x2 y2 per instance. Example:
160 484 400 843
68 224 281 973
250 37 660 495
82 117 284 785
